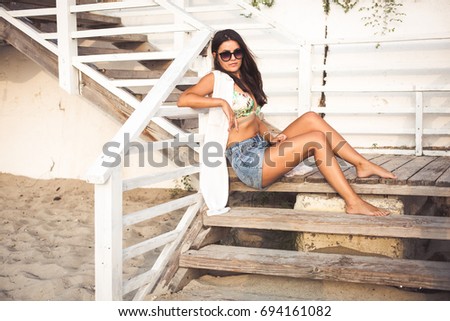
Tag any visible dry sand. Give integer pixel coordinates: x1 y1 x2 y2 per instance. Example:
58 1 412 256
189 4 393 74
0 172 186 300
1 173 449 301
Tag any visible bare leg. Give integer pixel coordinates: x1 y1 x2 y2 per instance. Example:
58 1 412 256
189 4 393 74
262 131 389 216
280 112 396 179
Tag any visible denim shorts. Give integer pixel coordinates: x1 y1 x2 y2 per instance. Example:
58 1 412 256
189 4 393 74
225 134 270 190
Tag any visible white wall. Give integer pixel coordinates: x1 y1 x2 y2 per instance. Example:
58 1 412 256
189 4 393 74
0 46 119 179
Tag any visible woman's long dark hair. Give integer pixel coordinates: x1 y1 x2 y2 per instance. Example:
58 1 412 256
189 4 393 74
211 29 267 107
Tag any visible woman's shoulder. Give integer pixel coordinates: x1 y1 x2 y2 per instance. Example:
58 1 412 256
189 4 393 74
199 71 233 87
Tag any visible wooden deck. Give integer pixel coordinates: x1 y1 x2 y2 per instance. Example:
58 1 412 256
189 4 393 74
230 155 450 197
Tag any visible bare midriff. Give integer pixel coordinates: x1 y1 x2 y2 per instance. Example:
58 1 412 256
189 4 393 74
227 113 260 148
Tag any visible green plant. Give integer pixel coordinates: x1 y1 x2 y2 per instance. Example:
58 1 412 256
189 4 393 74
169 175 193 199
181 175 193 192
323 0 358 15
359 0 405 36
250 0 275 9
322 0 405 36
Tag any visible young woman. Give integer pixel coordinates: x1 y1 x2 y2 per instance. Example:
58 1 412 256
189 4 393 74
177 29 397 216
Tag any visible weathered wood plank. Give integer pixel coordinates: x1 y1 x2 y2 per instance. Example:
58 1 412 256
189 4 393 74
230 155 449 196
27 12 122 27
436 165 450 187
408 156 450 186
0 0 56 10
100 68 165 80
304 154 380 184
77 12 122 27
190 226 230 250
203 207 450 240
341 154 382 182
180 245 450 291
100 67 197 80
153 213 205 295
384 156 436 185
161 268 205 295
78 46 133 55
0 17 58 76
229 180 450 197
85 33 149 43
355 154 414 185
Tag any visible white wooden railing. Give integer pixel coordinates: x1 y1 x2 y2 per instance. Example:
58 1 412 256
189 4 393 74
299 35 450 156
1 0 449 301
65 1 212 300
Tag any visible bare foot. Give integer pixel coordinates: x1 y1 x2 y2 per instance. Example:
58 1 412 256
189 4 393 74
345 199 390 216
356 161 397 179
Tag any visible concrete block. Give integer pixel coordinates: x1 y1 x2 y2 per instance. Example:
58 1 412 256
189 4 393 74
294 194 406 258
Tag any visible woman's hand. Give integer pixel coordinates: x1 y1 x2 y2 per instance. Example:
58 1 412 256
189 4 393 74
271 133 287 144
263 131 287 144
221 102 238 132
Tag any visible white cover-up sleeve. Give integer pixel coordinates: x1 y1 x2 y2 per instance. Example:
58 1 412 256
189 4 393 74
199 70 234 215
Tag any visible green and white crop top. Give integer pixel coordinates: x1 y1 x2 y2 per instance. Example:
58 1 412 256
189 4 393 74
232 90 261 118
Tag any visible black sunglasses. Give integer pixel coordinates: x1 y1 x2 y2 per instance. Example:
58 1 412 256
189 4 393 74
218 48 243 62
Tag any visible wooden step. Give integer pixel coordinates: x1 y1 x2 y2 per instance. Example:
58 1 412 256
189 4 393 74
100 68 198 80
25 13 121 28
78 46 136 55
203 207 450 240
85 34 149 44
229 156 450 197
0 0 56 10
180 244 450 291
100 69 165 80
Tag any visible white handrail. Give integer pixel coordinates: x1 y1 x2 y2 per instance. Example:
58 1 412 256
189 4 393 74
71 24 196 39
70 0 158 13
310 33 450 46
9 8 57 17
311 84 450 93
155 0 212 31
0 7 58 55
73 50 179 63
129 198 203 300
86 28 212 185
123 165 200 192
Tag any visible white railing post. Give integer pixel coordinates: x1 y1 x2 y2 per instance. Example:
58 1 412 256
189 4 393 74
298 42 312 116
95 166 123 301
415 91 424 156
173 0 187 50
56 0 79 94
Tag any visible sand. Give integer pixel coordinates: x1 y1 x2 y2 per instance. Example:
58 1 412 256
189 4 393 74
1 172 449 301
0 172 187 300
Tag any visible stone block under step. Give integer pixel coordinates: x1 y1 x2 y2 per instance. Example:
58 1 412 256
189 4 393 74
294 194 406 258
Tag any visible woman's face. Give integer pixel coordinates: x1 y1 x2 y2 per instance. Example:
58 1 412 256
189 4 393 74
215 40 243 75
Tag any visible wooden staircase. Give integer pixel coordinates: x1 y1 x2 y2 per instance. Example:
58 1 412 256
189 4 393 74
0 0 195 141
156 155 450 299
164 205 450 298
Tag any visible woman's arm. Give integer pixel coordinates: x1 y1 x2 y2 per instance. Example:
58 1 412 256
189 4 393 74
177 72 237 131
177 73 224 109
